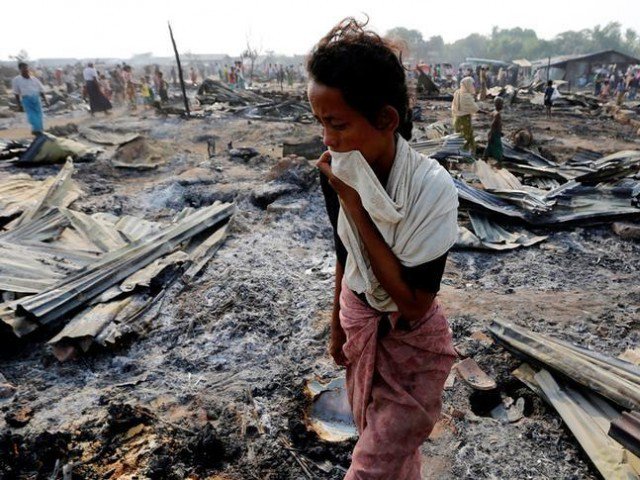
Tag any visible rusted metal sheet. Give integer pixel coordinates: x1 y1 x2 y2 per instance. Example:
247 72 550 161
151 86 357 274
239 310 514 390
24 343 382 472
0 166 81 224
463 212 547 250
609 411 640 459
489 320 640 411
48 293 155 361
535 369 638 480
183 224 229 282
114 215 162 242
11 160 83 228
62 209 128 252
78 126 141 146
121 251 189 292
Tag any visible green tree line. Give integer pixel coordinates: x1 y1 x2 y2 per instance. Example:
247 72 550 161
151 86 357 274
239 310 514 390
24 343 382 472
387 22 640 64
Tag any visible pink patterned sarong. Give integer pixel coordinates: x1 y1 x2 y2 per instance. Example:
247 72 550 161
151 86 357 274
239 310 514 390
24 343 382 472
340 284 457 479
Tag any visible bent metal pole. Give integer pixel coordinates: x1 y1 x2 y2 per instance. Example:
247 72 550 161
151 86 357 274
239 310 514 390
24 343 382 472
168 22 190 118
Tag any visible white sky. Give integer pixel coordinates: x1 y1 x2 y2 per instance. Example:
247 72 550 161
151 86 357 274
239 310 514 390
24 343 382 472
1 0 640 61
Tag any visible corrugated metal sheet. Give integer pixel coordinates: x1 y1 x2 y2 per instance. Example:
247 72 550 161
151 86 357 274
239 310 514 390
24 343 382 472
14 202 234 327
535 369 638 479
609 411 640 458
62 208 128 252
11 160 83 228
78 126 141 146
489 320 640 411
0 167 81 222
466 212 547 250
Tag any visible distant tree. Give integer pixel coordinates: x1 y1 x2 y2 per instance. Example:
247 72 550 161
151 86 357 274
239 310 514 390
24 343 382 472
589 22 622 51
386 27 426 61
383 22 639 65
624 28 640 56
424 36 445 62
445 33 489 63
242 38 260 84
625 28 637 46
487 27 540 59
9 49 29 63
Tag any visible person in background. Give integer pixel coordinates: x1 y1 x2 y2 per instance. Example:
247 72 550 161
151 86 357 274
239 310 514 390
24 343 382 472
483 97 504 161
452 76 480 153
54 68 63 87
83 63 112 116
99 74 112 102
498 67 507 87
63 68 75 94
600 80 611 100
478 67 488 100
616 79 627 106
140 76 154 109
156 71 169 103
286 65 294 87
229 65 235 87
110 66 124 105
190 67 197 86
277 64 285 90
12 62 49 135
594 73 602 96
122 65 137 110
629 71 639 101
544 80 554 118
236 66 245 90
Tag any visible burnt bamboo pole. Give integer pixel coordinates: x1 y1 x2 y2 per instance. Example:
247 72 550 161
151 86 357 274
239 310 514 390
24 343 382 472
168 22 190 117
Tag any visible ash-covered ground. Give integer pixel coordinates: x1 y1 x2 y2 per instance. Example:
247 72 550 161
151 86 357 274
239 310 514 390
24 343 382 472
0 91 639 479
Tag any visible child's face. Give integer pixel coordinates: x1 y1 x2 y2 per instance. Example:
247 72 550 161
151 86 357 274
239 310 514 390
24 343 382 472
308 80 391 164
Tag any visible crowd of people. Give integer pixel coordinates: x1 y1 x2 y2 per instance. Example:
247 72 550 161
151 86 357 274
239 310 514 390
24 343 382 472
414 63 519 92
8 58 311 135
185 61 306 91
594 66 640 104
10 54 639 140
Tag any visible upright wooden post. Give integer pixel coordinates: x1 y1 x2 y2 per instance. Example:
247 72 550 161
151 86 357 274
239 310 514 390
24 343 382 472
168 22 190 117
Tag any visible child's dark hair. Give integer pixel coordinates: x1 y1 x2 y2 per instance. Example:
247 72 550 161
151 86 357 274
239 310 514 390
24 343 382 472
306 17 412 140
547 80 553 87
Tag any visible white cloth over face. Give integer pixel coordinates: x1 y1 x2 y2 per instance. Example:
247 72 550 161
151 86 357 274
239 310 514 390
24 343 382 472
331 136 458 312
452 76 479 117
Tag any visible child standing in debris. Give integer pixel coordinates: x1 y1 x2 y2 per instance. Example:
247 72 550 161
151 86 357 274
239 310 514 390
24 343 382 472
309 18 458 480
452 76 480 153
156 72 169 103
483 97 504 161
544 80 554 118
140 77 154 109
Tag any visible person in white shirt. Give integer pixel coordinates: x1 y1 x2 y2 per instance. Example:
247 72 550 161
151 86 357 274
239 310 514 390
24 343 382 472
12 62 48 135
83 62 112 115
